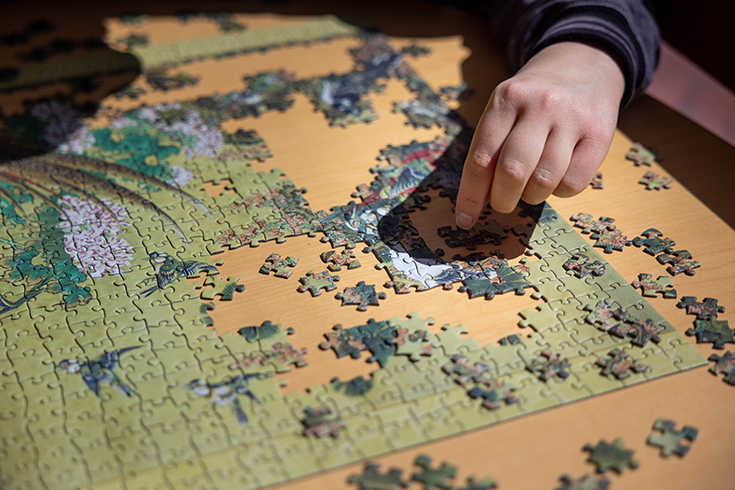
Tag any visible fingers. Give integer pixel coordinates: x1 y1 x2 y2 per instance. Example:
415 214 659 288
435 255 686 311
454 97 516 229
520 129 574 205
488 118 549 213
554 132 612 198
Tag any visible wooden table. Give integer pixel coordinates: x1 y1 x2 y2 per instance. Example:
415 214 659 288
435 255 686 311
2 2 734 489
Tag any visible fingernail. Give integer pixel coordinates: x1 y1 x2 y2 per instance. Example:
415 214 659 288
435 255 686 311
456 212 473 229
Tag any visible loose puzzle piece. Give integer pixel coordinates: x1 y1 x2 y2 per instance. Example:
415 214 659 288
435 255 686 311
320 249 361 272
626 142 658 166
639 171 673 190
459 477 497 490
301 405 346 438
348 463 410 490
297 270 340 296
596 348 648 379
677 296 725 320
647 418 698 457
569 214 616 235
631 228 675 256
583 439 639 473
526 350 571 381
563 253 606 278
657 250 700 276
590 230 630 254
336 281 387 311
631 273 677 298
686 318 734 349
708 351 735 385
412 454 457 490
556 474 610 490
589 172 603 190
259 253 299 278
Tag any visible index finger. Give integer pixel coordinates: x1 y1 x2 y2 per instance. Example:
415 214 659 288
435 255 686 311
455 102 515 229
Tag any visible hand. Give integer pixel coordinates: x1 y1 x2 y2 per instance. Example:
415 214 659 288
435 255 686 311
455 41 625 228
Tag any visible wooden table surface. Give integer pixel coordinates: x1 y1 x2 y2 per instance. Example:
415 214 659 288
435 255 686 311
2 2 734 489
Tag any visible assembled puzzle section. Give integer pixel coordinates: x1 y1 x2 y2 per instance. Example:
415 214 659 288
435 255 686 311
0 16 707 490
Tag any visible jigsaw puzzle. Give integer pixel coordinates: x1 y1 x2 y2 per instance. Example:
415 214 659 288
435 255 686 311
631 273 677 299
0 15 706 490
646 418 698 457
583 439 639 473
639 171 673 190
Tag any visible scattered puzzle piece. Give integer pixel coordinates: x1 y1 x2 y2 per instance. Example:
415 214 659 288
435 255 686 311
301 405 346 438
631 228 675 256
320 249 361 271
459 477 497 490
686 318 734 349
596 348 647 379
677 296 725 320
569 214 615 234
631 273 677 298
647 418 698 457
626 142 658 166
349 463 409 490
657 250 700 276
297 270 340 296
708 351 735 385
589 172 603 189
412 454 457 490
259 253 299 278
639 171 673 190
556 474 610 490
590 229 630 253
526 350 571 381
336 281 387 311
583 438 639 473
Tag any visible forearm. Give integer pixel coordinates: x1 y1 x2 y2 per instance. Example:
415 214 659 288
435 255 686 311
489 0 660 107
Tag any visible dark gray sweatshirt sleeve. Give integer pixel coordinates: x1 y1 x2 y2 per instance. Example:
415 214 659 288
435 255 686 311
489 0 660 107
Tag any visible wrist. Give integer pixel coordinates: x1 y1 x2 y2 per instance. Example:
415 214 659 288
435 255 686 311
522 41 626 106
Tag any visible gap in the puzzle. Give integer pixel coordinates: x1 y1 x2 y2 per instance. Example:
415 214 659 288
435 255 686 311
194 202 544 397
